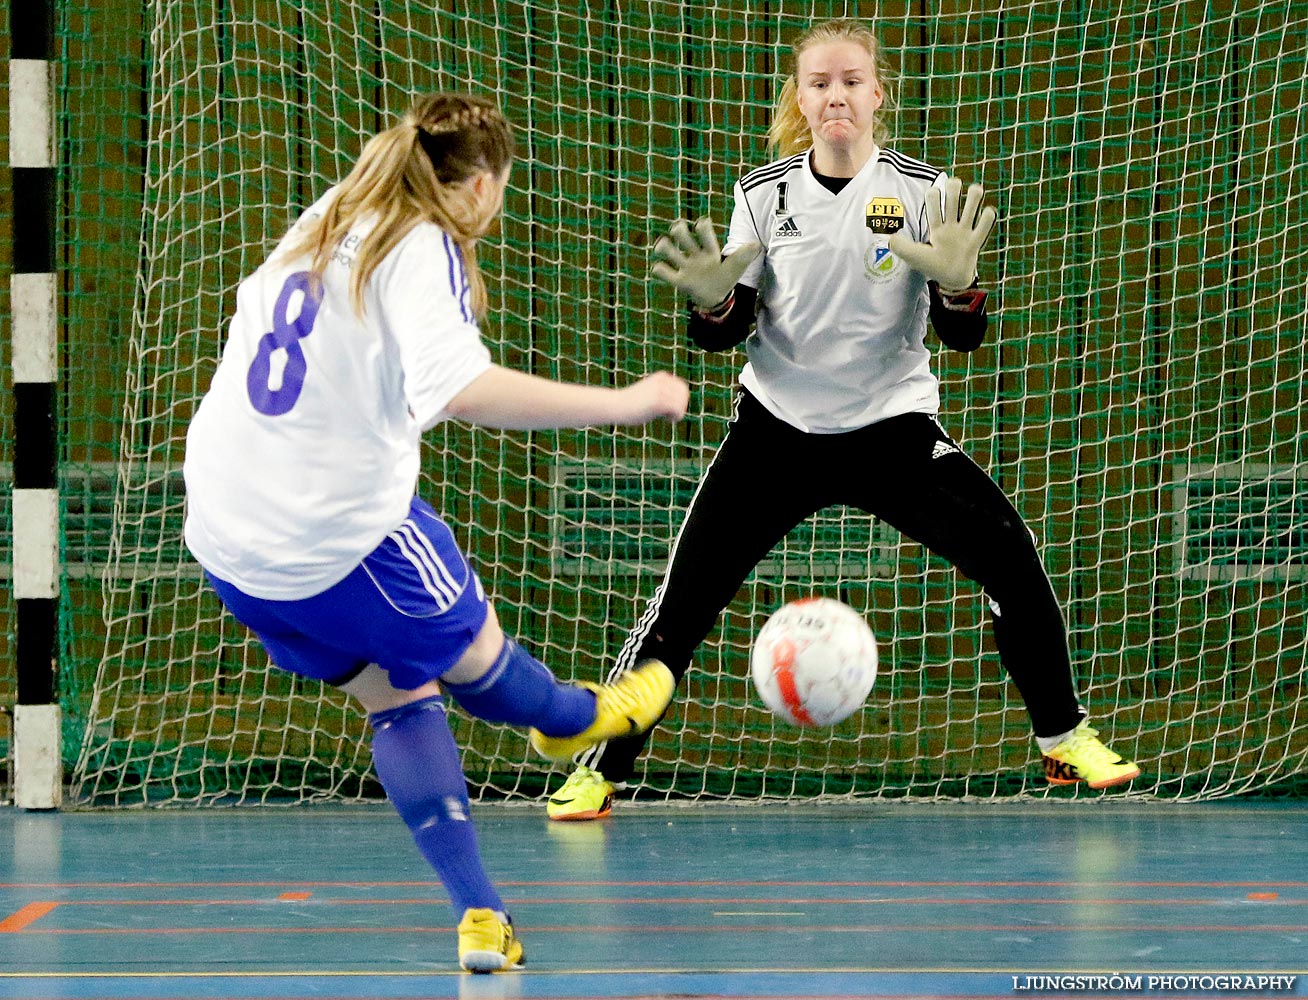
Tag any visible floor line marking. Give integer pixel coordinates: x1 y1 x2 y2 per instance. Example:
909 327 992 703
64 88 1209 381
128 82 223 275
38 895 1305 907
9 922 1308 935
3 878 1307 889
0 967 1298 978
0 902 58 932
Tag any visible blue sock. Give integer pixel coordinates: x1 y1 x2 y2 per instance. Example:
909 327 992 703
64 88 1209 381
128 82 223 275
368 695 503 918
442 637 595 737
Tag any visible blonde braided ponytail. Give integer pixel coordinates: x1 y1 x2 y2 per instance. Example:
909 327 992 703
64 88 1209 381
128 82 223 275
278 92 514 317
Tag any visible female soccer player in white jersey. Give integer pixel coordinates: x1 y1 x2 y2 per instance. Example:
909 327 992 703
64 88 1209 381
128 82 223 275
183 92 685 971
546 19 1139 821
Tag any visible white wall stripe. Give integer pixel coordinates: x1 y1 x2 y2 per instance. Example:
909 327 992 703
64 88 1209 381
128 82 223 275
13 488 58 598
11 272 57 382
8 59 54 168
14 704 62 809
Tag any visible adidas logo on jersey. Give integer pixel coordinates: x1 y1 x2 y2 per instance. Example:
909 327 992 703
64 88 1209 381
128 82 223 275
774 217 802 238
931 440 960 459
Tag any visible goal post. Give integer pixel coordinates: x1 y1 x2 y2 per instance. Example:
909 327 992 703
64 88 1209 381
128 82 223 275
35 1 1307 806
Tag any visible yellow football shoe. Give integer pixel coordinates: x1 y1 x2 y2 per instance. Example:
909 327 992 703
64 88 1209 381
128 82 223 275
1042 721 1140 789
457 908 524 974
547 765 616 821
529 660 674 761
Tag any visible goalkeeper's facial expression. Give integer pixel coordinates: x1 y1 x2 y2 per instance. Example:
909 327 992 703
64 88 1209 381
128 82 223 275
795 40 884 153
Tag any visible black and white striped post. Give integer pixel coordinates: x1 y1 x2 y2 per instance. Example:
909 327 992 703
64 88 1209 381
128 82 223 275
9 0 61 810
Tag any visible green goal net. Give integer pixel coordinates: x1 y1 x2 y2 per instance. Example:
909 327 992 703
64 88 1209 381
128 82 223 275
34 1 1308 805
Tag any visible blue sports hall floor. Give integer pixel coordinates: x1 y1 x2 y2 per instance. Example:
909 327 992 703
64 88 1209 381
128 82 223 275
1 800 1305 999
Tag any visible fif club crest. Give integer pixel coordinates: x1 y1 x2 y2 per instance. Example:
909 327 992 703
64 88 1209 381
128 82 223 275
864 196 905 281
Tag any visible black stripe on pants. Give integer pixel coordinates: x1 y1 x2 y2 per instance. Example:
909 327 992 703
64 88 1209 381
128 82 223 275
583 389 1085 782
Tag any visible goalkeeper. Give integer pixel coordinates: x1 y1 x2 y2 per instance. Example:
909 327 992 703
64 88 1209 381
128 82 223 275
183 92 685 972
546 18 1139 821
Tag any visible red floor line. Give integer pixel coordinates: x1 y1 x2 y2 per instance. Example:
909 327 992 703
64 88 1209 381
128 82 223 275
68 996 965 1000
0 902 58 932
23 996 978 1000
3 878 1307 889
43 895 1303 907
15 922 1308 934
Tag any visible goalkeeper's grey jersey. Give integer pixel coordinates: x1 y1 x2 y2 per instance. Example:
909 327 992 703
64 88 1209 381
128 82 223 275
724 146 947 433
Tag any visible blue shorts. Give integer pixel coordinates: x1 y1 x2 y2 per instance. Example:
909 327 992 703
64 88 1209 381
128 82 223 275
207 498 490 690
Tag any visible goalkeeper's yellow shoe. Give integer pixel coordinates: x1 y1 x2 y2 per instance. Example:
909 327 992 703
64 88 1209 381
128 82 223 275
529 660 674 762
457 908 524 973
1042 722 1141 789
547 765 616 822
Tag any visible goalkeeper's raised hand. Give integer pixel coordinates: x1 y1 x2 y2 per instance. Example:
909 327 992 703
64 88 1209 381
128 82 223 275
888 176 997 293
650 217 762 310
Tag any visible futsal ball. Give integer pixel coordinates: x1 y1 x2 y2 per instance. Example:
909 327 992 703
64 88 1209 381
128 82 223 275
750 597 878 727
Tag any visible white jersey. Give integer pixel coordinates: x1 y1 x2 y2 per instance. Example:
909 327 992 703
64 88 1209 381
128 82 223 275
183 188 493 599
725 146 947 433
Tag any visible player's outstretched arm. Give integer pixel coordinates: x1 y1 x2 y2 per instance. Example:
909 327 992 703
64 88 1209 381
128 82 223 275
445 365 688 430
888 176 997 292
650 217 761 310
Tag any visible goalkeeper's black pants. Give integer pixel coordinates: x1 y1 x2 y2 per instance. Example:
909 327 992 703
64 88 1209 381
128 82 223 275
579 387 1086 784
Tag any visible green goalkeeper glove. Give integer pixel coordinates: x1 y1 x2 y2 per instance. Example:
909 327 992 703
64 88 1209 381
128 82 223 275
650 217 762 310
888 176 997 293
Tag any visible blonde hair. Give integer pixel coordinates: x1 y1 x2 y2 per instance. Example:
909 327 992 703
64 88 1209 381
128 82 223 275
279 92 515 317
766 19 898 157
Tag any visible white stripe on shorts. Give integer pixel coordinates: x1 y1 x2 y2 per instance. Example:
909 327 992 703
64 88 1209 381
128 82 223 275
390 522 457 610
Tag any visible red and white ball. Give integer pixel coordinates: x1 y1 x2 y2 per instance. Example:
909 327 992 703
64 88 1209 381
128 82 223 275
750 597 878 727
